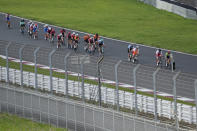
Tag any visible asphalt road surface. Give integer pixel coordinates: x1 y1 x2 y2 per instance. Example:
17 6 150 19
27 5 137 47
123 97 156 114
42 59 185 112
0 13 197 99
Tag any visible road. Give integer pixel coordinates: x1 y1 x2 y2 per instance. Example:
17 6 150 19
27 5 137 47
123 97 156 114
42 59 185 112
0 13 197 99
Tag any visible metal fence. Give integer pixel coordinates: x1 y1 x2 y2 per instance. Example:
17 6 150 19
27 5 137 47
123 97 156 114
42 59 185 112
0 40 197 130
0 82 183 131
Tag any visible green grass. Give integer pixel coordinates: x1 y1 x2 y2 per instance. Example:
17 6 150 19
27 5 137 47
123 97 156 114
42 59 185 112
0 113 67 131
0 0 197 54
0 57 195 106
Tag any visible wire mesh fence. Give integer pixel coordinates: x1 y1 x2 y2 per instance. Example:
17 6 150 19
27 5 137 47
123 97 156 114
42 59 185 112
0 83 186 131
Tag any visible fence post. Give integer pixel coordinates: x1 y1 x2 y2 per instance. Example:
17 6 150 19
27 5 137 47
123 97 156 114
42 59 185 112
133 64 140 116
153 68 160 121
115 60 122 111
97 56 104 107
19 45 25 86
5 42 11 83
195 79 197 130
64 52 71 96
34 47 40 89
173 71 180 130
81 55 88 102
49 49 56 93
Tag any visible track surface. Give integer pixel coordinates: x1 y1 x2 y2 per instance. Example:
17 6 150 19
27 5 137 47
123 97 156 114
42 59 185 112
0 13 197 99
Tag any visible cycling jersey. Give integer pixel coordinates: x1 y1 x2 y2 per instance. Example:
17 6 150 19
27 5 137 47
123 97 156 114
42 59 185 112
71 34 75 40
6 15 10 21
60 29 66 37
98 40 104 46
20 21 25 27
51 30 55 36
33 25 38 33
156 50 162 57
44 27 48 33
57 33 62 40
165 53 171 59
67 33 71 39
94 35 99 41
132 48 139 56
88 38 94 44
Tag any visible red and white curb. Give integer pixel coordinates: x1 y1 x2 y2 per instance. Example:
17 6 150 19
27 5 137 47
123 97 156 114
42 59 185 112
0 55 194 103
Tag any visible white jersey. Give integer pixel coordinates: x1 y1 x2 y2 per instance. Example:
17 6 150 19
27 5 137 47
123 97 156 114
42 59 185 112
156 50 162 56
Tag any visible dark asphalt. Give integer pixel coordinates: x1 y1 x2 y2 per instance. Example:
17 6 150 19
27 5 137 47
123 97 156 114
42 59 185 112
0 13 197 99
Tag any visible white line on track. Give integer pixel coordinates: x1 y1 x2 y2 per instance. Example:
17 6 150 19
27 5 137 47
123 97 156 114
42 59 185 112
1 12 197 57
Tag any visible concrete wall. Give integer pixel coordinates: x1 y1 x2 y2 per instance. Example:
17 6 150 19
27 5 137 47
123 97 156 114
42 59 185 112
141 0 197 20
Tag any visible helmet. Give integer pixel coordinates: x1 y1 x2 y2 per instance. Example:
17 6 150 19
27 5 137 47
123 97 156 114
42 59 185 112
44 24 48 27
48 27 51 30
21 19 25 22
73 32 75 35
96 33 98 36
76 34 78 36
136 46 139 49
159 49 161 52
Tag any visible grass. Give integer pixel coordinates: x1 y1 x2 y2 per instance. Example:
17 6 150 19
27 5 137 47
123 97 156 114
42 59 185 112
0 57 195 106
0 113 67 131
0 0 197 54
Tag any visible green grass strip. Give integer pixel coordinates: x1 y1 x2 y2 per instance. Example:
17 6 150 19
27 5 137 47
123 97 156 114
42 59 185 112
0 113 67 131
0 57 195 106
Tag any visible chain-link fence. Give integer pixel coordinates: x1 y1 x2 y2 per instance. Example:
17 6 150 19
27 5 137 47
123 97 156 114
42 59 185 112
0 82 185 131
0 40 197 130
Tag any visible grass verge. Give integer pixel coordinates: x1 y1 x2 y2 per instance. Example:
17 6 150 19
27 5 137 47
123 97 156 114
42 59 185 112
0 57 195 106
0 113 67 131
0 0 197 54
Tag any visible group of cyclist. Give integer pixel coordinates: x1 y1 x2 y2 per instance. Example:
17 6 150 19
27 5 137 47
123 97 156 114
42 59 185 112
83 33 104 54
5 13 175 69
127 43 174 68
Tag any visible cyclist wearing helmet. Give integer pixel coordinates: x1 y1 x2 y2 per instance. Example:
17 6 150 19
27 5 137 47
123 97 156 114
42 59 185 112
60 29 66 37
98 39 104 54
57 33 63 48
20 19 25 33
44 24 48 40
165 51 173 67
67 32 72 48
50 28 56 42
128 44 133 61
33 23 38 39
84 34 90 44
155 49 162 66
94 33 99 42
132 46 139 63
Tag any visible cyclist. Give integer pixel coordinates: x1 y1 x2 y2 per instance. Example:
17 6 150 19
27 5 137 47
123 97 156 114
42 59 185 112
73 34 80 51
71 32 76 48
5 13 10 28
165 51 173 67
27 20 32 33
88 37 95 53
128 44 133 61
98 39 104 54
20 19 25 33
29 22 34 38
132 46 139 63
33 23 38 39
57 33 63 48
44 24 48 40
67 32 72 48
50 28 56 43
94 33 99 47
60 28 66 45
83 34 90 51
155 49 162 66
